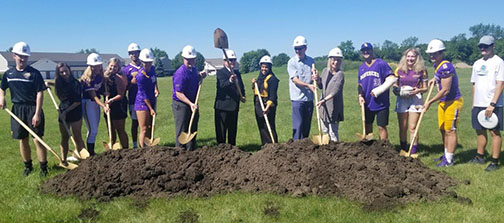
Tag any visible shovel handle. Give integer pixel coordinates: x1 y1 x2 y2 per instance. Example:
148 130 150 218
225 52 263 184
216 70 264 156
47 88 80 151
221 49 244 101
151 113 156 142
407 83 435 156
185 81 203 142
254 82 275 143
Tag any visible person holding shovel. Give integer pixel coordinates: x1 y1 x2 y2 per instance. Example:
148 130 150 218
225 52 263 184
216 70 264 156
52 63 86 164
315 48 345 142
468 35 504 172
173 45 206 150
423 39 463 167
214 49 245 146
80 53 108 156
394 48 428 155
358 42 395 140
103 58 129 149
0 42 48 177
122 43 142 148
288 36 315 140
135 48 158 148
252 55 279 145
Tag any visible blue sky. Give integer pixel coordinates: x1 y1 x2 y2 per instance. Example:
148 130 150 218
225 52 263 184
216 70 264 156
3 0 503 59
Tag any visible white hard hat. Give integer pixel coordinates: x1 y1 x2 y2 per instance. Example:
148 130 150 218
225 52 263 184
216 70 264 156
259 55 272 65
128 43 141 52
426 39 445 53
12 42 31 56
328 48 343 58
223 49 237 59
87 53 103 66
292 36 307 47
139 48 154 62
182 45 197 59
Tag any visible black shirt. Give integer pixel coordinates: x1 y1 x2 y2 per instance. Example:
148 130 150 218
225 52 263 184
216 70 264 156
1 65 46 104
55 77 82 111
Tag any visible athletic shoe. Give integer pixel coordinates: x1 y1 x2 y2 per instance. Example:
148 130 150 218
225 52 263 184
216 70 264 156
23 167 33 177
485 162 499 172
433 155 444 162
437 156 454 167
67 156 79 162
469 156 485 164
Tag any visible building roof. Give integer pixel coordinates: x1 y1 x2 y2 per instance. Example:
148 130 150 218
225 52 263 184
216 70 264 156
205 58 240 69
0 52 124 67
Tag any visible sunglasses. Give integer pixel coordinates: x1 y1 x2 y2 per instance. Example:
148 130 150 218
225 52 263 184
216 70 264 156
478 44 492 49
294 46 306 51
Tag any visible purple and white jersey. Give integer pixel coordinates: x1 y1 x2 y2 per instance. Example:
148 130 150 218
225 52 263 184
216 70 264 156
395 68 428 88
81 74 103 100
135 66 157 111
358 59 393 111
434 60 462 102
122 63 141 105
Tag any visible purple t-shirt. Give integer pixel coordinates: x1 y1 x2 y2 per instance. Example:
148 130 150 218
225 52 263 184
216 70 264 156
434 61 462 102
81 74 103 100
122 63 141 105
172 64 200 102
135 66 157 111
395 68 428 88
358 59 393 111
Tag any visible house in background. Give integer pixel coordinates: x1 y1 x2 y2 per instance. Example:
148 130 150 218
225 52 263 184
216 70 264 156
123 56 172 76
0 52 124 79
204 58 240 76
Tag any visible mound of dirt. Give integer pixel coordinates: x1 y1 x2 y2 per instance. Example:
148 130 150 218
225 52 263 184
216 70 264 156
41 139 463 210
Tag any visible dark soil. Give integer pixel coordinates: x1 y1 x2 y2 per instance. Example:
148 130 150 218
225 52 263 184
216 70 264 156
41 139 464 210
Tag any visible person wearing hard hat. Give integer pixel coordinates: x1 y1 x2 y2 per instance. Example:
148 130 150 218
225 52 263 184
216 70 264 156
394 48 428 156
423 39 463 167
468 35 504 172
0 42 48 177
80 53 109 156
103 58 129 149
358 42 396 140
314 48 345 142
288 36 316 140
252 55 279 145
122 43 141 148
214 49 245 146
173 45 206 150
136 48 159 148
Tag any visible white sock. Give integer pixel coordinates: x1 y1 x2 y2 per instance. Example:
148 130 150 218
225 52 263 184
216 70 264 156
445 152 454 163
133 141 138 148
444 148 448 154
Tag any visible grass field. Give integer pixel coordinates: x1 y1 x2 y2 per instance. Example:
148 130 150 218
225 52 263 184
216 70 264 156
1 64 503 222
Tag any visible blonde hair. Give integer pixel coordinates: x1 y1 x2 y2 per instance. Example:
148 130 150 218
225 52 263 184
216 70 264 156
104 57 122 77
80 64 103 85
397 48 426 74
326 57 343 72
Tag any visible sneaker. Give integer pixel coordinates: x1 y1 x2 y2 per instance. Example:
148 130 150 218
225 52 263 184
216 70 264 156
469 156 485 164
437 156 454 167
410 145 418 155
23 167 33 177
485 162 499 172
433 155 444 162
40 168 48 177
67 156 79 162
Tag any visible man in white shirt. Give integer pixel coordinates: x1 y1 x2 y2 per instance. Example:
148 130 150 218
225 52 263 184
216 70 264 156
469 35 504 172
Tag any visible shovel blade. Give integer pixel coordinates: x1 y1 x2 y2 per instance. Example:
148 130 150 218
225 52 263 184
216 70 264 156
112 142 122 150
79 149 90 159
103 141 111 151
178 131 197 145
72 150 82 160
151 138 160 146
214 28 228 49
312 134 330 145
356 133 374 141
399 150 409 157
59 162 78 170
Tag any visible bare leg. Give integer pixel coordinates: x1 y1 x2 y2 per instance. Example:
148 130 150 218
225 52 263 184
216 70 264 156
445 130 457 153
136 110 149 148
408 112 421 145
398 112 408 143
19 137 31 162
476 129 487 155
33 137 47 163
113 119 129 148
58 123 70 161
70 120 86 152
378 126 388 140
489 130 502 160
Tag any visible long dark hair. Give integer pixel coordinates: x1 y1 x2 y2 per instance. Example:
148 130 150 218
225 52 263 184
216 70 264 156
55 63 78 99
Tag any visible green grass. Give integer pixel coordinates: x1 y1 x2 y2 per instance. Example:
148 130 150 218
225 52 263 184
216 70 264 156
1 65 503 222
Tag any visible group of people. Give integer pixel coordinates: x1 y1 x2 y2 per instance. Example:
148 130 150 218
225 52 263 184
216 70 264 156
1 34 503 177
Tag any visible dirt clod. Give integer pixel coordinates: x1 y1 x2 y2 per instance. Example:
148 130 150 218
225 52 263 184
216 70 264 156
41 139 465 210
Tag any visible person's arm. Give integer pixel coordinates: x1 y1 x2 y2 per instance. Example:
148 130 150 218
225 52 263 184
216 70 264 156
264 77 279 114
0 89 6 109
107 75 127 104
217 69 234 88
423 76 452 112
176 91 198 112
32 91 43 127
88 90 108 112
288 60 315 91
485 81 504 117
144 98 155 116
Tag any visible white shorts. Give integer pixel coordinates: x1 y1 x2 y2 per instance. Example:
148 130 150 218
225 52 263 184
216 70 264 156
129 104 137 120
395 94 423 113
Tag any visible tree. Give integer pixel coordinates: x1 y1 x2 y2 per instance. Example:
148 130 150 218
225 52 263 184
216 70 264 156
239 49 270 73
469 23 504 39
171 52 205 71
6 47 12 52
445 34 474 64
77 48 99 54
272 53 290 67
150 47 168 59
155 57 165 77
400 36 419 49
338 40 359 61
381 40 400 61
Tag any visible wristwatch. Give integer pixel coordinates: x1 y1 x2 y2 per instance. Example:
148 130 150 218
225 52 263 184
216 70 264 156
490 102 496 107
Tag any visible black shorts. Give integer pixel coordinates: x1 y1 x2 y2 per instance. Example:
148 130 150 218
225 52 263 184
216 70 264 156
58 104 82 124
104 100 128 121
365 107 389 127
11 104 45 139
471 106 503 131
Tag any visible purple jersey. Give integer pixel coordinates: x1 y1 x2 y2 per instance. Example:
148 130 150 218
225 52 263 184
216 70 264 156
395 68 427 88
81 74 103 100
172 64 200 102
135 66 157 111
434 61 462 102
122 63 141 105
358 59 393 111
